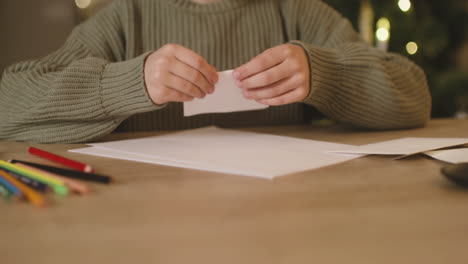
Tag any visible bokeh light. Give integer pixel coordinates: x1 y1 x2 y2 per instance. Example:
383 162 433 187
75 0 92 9
406 42 418 55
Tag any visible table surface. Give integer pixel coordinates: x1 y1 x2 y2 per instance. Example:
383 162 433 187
1 119 468 264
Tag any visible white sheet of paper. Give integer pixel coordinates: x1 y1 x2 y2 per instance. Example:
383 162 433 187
70 127 362 179
329 137 468 157
424 148 468 164
70 146 236 174
183 70 268 116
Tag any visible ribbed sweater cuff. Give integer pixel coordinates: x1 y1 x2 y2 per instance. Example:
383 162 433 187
290 41 343 113
100 52 163 117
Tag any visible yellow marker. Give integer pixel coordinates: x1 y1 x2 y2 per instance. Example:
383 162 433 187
0 161 68 196
0 170 48 207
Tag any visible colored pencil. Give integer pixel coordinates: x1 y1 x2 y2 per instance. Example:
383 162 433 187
28 147 94 173
0 168 49 193
13 163 90 195
0 172 22 197
0 184 8 195
0 161 69 196
10 160 112 184
0 183 13 199
0 170 48 207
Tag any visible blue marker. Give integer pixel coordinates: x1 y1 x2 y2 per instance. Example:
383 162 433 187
0 184 12 199
0 173 22 197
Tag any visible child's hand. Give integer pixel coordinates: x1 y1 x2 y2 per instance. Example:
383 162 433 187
144 44 218 105
233 44 310 105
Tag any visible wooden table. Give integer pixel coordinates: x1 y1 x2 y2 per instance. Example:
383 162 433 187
1 119 468 264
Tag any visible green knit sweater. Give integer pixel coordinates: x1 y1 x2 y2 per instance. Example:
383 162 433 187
0 0 431 143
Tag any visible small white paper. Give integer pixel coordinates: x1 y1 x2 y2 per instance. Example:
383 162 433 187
183 70 268 116
424 148 468 164
329 137 468 157
70 127 362 179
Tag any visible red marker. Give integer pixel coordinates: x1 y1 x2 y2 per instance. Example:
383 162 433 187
28 147 94 173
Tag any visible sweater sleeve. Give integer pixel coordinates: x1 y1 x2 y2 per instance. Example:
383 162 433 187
288 0 431 129
0 1 161 143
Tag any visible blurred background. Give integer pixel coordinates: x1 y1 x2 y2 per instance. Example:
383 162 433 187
0 0 466 119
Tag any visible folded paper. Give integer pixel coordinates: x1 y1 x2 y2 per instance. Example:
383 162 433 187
183 70 268 116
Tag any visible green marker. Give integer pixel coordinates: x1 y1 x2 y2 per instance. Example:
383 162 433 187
0 183 13 200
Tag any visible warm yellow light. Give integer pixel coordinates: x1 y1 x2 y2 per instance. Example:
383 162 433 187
376 28 390 42
406 42 418 55
398 0 412 12
377 17 391 31
75 0 92 9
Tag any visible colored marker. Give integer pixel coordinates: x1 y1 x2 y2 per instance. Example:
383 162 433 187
28 147 94 173
13 162 90 195
0 184 8 195
0 170 48 207
0 183 13 200
0 168 49 193
11 160 112 184
0 161 68 196
0 172 22 197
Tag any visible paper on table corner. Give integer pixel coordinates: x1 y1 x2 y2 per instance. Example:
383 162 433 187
183 69 268 116
327 137 468 158
423 148 468 164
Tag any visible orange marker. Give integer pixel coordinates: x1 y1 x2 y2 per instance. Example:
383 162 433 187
13 163 90 195
0 170 47 207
